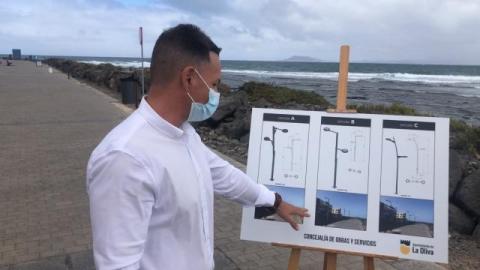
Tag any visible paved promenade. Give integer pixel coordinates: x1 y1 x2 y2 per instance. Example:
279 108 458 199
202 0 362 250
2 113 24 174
0 61 447 269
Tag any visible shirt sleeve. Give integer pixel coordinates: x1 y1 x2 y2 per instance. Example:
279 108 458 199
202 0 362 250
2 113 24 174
86 151 156 270
203 144 275 207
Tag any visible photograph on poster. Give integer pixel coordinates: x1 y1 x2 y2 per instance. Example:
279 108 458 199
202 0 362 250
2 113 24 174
379 196 434 238
255 185 305 223
314 190 368 231
380 120 435 199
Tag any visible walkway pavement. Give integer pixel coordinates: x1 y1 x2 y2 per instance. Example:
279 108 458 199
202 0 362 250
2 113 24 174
0 61 127 269
0 61 447 269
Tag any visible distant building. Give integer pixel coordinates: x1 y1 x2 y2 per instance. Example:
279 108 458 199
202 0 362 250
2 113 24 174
396 212 406 220
331 208 342 215
12 49 21 60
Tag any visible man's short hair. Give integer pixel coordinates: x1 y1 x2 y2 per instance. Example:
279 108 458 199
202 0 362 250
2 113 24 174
150 24 221 86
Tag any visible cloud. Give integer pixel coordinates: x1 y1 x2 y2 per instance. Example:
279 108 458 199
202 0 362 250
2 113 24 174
0 0 187 57
1 0 479 64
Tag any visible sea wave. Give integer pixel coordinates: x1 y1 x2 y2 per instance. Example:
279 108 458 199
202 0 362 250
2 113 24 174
222 69 480 85
79 60 150 68
79 60 480 88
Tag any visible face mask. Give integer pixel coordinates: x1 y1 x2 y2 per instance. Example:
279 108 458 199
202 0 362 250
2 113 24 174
185 69 220 122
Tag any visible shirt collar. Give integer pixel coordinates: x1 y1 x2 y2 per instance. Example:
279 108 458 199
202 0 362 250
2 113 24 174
137 97 193 139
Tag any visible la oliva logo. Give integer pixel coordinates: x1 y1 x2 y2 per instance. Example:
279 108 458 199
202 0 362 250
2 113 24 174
400 240 411 255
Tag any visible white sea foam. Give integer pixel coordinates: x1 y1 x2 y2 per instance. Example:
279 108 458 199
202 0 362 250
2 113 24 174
79 60 150 68
78 60 480 97
221 69 480 85
79 61 480 86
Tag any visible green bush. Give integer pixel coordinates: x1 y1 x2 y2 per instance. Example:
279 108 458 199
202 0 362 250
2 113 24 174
239 81 330 107
348 103 420 116
450 119 480 156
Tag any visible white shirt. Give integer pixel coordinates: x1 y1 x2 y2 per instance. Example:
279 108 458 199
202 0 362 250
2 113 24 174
86 98 275 270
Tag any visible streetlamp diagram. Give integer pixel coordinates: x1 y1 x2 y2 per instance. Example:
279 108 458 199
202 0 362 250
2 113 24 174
385 137 408 195
264 126 289 181
284 136 302 171
408 136 426 178
351 133 365 162
323 127 349 189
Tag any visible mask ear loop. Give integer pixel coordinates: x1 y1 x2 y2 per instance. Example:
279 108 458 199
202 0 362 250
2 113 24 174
194 69 217 92
185 89 195 103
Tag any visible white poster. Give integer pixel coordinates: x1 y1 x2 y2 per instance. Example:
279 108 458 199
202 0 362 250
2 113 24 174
241 108 449 263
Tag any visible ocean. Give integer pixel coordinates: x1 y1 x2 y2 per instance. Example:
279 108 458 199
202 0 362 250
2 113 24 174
57 56 480 125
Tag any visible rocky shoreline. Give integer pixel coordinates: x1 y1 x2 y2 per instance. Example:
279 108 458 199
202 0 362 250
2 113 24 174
44 59 480 267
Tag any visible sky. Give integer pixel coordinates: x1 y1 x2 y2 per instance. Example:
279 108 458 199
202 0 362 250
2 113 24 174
318 190 368 219
1 0 480 64
381 196 434 223
266 185 305 207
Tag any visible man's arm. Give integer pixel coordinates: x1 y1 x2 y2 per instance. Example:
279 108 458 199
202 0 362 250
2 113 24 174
87 151 156 270
203 144 309 230
203 144 273 206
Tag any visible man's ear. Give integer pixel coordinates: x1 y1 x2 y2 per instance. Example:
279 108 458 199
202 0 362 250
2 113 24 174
180 66 196 90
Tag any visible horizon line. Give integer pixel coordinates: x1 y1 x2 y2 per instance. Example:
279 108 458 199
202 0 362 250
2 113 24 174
1 53 479 66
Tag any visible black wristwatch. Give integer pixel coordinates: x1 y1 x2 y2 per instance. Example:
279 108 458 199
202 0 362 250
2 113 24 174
273 192 283 211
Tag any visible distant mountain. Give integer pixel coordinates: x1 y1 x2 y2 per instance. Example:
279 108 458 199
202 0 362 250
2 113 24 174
283 55 322 62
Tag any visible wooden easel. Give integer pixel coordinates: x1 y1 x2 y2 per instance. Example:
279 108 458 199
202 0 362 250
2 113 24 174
272 45 397 270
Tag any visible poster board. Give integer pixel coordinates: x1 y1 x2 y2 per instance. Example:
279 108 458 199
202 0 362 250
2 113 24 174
240 108 449 263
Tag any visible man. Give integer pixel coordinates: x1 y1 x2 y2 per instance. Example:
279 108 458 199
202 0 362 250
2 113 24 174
86 24 309 270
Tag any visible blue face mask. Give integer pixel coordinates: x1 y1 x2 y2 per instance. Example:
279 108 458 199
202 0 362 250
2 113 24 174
186 69 220 122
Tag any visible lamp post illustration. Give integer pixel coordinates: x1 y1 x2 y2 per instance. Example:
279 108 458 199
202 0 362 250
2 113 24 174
351 134 364 162
408 136 426 177
264 126 288 181
323 127 349 189
385 137 408 194
285 137 302 171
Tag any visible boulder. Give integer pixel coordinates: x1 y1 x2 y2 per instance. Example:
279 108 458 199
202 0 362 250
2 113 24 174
454 168 480 217
210 91 247 123
449 150 466 198
449 203 475 234
216 115 249 140
473 223 480 240
466 161 479 176
239 133 250 144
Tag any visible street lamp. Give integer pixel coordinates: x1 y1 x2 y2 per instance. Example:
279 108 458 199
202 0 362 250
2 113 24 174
385 199 394 208
385 137 408 194
324 196 331 224
264 126 288 181
406 210 415 222
323 127 349 189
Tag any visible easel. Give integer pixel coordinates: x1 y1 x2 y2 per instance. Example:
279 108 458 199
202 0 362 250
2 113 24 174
272 45 397 270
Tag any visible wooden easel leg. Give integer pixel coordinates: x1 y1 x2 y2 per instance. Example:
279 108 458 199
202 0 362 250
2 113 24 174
323 252 337 270
287 248 301 270
363 256 375 270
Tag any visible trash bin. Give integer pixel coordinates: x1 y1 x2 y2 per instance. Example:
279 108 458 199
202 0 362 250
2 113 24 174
120 77 138 105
